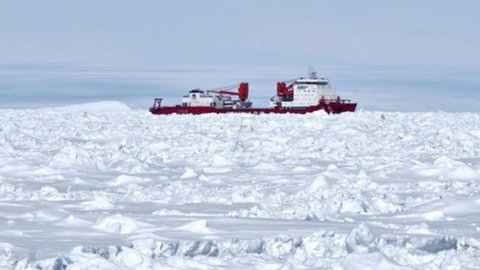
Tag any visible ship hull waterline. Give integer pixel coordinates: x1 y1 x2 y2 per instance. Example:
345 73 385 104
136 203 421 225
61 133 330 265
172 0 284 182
150 102 357 115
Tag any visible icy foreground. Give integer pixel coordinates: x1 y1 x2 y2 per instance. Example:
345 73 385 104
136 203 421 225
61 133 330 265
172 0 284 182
0 104 480 269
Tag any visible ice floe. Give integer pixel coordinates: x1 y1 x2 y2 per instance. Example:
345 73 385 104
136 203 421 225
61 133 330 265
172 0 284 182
0 107 479 268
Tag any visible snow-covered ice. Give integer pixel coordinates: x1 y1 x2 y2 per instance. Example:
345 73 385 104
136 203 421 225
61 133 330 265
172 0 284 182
0 102 479 269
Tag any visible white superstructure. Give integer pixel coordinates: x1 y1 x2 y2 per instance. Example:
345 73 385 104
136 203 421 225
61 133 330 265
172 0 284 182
181 89 218 107
180 88 251 109
271 69 339 108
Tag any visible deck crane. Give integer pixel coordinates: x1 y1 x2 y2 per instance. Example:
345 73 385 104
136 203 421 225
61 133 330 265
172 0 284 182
206 82 249 101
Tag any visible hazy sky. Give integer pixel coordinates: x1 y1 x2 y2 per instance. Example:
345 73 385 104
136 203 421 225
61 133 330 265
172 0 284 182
1 0 479 67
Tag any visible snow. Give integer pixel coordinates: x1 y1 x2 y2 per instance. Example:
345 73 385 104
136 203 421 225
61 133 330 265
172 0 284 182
55 101 132 112
93 214 152 234
175 220 214 234
0 104 479 269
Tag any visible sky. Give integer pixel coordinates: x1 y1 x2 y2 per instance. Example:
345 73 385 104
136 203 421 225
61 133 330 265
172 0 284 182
0 0 479 67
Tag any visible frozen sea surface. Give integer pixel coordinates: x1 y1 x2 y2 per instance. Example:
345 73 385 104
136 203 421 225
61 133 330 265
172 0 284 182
0 102 480 269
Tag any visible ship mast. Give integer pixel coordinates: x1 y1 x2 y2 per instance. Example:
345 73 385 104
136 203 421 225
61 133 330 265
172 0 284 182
308 65 317 79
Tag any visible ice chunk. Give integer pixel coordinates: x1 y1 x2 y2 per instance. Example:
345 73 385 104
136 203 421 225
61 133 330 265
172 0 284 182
175 219 214 234
405 223 436 235
448 165 478 180
93 214 151 234
423 210 445 221
345 224 376 253
111 174 151 186
342 252 408 270
152 209 185 216
56 101 131 112
117 247 152 269
308 175 329 192
56 215 93 227
35 210 66 222
180 168 198 179
80 196 115 210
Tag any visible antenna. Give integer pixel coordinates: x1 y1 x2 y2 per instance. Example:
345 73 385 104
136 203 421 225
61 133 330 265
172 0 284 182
308 65 317 79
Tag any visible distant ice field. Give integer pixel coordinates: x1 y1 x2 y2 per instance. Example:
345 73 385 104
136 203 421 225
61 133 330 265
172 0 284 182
0 102 479 269
0 64 479 112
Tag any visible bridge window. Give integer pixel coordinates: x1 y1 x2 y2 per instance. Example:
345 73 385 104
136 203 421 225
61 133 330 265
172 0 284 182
299 82 328 85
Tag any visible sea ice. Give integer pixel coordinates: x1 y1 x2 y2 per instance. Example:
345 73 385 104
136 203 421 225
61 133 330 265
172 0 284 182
0 104 479 269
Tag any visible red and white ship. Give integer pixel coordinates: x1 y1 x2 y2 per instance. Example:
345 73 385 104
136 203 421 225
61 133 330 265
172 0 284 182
150 69 356 115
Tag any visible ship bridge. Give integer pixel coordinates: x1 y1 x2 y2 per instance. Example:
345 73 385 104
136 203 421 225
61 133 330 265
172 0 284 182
272 69 338 108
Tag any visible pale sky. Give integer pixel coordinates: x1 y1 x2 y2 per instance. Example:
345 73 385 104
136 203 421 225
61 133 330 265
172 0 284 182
1 0 479 67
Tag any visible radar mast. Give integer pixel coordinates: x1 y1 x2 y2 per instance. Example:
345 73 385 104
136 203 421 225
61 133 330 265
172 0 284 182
308 65 318 79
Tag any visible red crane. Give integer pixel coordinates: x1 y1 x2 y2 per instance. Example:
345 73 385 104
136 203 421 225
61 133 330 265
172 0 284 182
207 82 249 101
276 81 294 97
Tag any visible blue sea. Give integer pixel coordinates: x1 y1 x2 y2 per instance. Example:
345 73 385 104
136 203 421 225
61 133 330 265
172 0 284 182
1 64 479 112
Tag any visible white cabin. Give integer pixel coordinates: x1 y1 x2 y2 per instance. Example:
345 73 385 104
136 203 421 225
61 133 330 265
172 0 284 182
181 89 250 109
182 89 217 107
271 70 338 108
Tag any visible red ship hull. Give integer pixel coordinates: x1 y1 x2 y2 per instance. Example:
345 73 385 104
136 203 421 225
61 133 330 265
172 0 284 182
150 102 357 115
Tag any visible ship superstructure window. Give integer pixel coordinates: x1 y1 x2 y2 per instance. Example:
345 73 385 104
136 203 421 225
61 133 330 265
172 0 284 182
189 89 204 93
298 81 328 85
